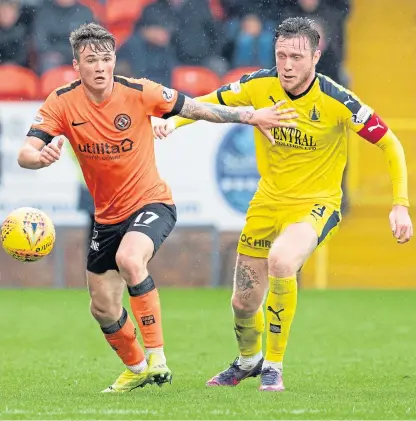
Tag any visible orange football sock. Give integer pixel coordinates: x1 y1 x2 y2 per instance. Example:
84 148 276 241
128 276 164 348
102 308 145 366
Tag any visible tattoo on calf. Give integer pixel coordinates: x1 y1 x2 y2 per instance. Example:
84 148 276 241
235 263 260 300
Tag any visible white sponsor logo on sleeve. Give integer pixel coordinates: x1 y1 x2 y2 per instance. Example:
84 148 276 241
229 81 241 93
162 87 175 102
352 105 372 125
32 114 44 125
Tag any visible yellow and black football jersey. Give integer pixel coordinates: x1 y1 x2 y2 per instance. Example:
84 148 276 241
215 68 381 209
175 68 389 209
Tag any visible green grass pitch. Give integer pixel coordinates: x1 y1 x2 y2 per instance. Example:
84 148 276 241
1 288 416 420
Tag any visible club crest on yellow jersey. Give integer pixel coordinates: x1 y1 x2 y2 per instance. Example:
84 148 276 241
308 105 320 122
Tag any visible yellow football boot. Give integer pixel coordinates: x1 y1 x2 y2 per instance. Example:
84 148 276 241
101 368 150 393
147 353 172 386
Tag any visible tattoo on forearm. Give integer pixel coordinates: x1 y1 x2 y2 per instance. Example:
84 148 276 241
179 100 254 124
235 263 260 300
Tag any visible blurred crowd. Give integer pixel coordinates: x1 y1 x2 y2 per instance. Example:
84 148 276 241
0 0 351 87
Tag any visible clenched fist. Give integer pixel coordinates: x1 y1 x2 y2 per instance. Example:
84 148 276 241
39 137 65 167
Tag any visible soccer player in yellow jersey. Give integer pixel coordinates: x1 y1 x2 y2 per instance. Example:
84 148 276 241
154 17 413 391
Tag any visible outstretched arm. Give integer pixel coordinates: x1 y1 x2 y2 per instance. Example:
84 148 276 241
177 96 256 124
172 91 220 128
154 96 298 143
153 91 229 138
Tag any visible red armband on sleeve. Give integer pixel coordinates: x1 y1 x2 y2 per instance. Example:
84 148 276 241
357 113 388 144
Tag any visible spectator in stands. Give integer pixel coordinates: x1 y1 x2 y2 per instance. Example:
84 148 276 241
0 0 30 67
168 0 228 75
327 0 350 60
220 0 292 22
225 13 274 69
220 0 262 17
314 19 341 83
280 0 344 58
115 1 176 86
34 0 93 74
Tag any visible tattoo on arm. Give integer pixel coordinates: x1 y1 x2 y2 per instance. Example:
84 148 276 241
235 263 260 300
178 97 254 124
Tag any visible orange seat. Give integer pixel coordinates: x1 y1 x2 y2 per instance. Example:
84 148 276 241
77 0 105 20
104 0 149 25
172 66 221 97
106 21 134 48
40 66 79 99
101 0 157 47
0 65 38 100
209 0 225 20
222 67 259 85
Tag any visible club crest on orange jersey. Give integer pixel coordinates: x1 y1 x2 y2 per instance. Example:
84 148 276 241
114 114 131 131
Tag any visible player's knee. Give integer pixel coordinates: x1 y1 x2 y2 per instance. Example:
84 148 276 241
115 252 147 283
268 249 297 277
90 300 120 324
231 294 260 317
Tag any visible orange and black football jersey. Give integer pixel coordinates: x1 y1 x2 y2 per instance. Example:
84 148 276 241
28 76 184 224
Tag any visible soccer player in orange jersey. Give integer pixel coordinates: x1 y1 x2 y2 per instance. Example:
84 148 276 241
16 23 298 393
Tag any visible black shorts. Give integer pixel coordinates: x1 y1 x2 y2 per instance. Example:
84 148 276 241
87 203 177 274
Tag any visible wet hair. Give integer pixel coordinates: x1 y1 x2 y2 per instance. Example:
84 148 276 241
69 23 116 60
275 17 320 51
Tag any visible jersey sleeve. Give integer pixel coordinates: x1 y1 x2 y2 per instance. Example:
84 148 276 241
341 89 389 144
172 74 253 128
141 79 185 119
172 90 220 128
27 91 64 144
216 76 252 107
340 87 408 206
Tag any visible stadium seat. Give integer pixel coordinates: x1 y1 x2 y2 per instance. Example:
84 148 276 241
102 0 156 47
104 0 152 25
77 1 156 46
40 66 79 99
209 0 225 20
0 65 38 100
106 22 134 48
77 0 105 20
222 67 260 85
171 66 221 97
